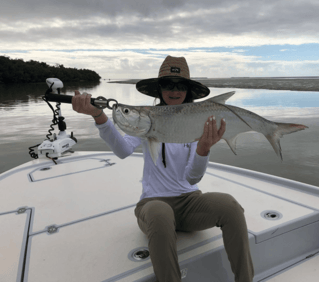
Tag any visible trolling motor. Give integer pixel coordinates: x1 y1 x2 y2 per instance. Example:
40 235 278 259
29 78 77 163
29 78 118 164
36 78 78 161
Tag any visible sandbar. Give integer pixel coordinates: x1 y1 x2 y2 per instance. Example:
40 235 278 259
109 77 319 92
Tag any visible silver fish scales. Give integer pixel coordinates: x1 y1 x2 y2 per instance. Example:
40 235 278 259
112 91 308 165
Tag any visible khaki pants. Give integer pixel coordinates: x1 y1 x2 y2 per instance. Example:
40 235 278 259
134 190 254 282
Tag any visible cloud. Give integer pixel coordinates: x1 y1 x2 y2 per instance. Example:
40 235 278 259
233 49 247 53
1 0 319 79
1 0 319 50
5 48 317 80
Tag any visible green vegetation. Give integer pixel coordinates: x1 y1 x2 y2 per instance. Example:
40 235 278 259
0 56 101 83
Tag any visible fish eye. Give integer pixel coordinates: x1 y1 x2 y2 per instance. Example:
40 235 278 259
123 108 130 114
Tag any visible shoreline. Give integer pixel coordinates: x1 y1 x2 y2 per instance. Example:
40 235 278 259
109 78 319 92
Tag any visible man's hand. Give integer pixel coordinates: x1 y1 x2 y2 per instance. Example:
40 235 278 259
196 115 226 156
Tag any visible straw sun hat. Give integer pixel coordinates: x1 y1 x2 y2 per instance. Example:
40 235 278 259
136 55 210 99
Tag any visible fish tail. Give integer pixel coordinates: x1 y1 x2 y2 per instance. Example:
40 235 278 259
266 122 309 161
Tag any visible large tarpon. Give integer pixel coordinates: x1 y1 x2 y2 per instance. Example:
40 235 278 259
112 91 308 165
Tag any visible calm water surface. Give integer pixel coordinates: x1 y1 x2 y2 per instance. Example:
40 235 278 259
0 80 318 187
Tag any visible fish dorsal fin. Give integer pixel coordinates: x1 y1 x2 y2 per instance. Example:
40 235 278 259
210 91 236 104
147 137 161 166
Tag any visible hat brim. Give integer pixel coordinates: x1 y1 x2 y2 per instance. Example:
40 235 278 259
136 76 210 100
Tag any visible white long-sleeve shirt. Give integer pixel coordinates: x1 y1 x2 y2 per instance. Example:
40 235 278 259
95 119 210 200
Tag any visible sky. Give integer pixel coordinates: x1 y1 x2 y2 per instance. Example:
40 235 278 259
1 0 319 79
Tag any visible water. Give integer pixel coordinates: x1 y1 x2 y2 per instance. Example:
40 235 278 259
0 81 318 187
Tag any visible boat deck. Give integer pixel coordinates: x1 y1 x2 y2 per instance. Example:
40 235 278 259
0 152 318 282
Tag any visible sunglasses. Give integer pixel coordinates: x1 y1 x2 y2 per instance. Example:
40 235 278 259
159 79 188 91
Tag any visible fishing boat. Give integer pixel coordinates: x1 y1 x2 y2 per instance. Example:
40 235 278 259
1 78 318 281
1 150 319 282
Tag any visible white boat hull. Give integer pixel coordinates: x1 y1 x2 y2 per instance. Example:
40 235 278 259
0 152 318 282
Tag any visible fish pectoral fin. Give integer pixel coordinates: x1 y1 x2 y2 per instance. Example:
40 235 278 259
147 138 161 166
224 135 240 155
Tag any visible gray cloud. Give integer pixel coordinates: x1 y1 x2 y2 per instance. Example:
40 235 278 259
1 0 319 48
1 0 318 79
1 0 185 21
